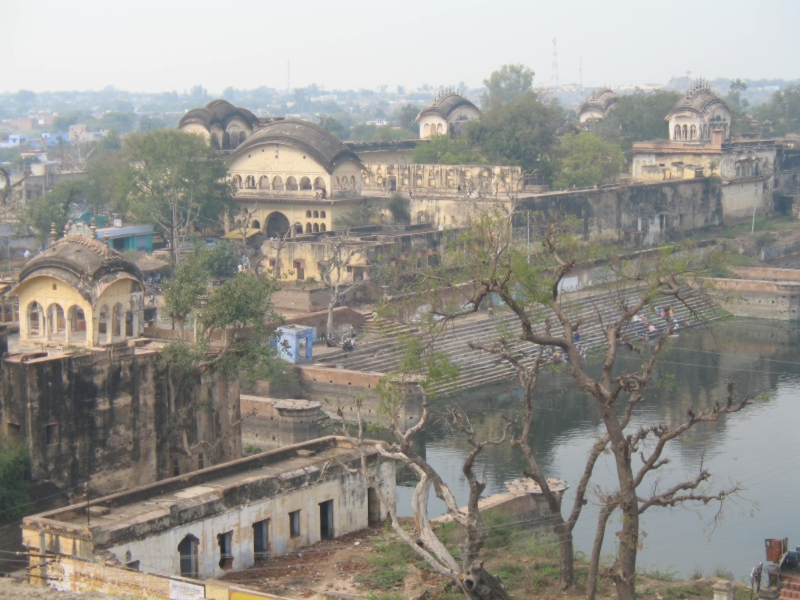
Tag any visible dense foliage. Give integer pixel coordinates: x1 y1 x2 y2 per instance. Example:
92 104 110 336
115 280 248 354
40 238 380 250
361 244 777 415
590 90 682 151
411 134 485 165
0 444 31 522
551 133 626 189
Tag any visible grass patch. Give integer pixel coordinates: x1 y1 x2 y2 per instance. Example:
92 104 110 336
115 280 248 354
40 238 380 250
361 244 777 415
359 538 417 590
640 566 678 582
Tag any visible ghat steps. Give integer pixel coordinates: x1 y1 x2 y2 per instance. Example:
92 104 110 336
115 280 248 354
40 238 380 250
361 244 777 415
318 288 724 396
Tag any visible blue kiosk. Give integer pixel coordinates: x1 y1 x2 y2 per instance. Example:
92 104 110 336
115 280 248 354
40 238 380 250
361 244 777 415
276 325 314 364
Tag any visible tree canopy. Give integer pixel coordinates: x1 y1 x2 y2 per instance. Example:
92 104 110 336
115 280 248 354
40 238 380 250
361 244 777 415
468 91 563 178
481 64 535 111
752 84 800 136
116 129 232 262
591 90 681 151
551 133 625 190
411 134 485 165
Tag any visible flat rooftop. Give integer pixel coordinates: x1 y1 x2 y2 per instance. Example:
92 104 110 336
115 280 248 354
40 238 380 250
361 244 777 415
23 436 379 547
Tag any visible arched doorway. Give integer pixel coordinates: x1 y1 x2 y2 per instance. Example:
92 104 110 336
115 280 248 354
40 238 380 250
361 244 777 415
265 212 291 238
178 535 199 579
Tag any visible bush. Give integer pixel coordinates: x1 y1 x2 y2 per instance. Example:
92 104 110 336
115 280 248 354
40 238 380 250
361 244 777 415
0 444 31 522
387 193 410 224
203 241 239 278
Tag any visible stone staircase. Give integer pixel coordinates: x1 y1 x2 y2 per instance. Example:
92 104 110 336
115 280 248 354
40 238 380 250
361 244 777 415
322 287 724 396
780 573 800 600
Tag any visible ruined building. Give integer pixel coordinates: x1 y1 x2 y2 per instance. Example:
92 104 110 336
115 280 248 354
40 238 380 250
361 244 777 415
23 436 395 580
577 88 620 123
1 234 241 494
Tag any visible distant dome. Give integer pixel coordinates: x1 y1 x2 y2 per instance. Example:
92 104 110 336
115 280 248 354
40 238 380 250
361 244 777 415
666 79 729 118
18 235 143 303
229 119 363 174
416 93 482 122
579 88 619 115
179 99 261 130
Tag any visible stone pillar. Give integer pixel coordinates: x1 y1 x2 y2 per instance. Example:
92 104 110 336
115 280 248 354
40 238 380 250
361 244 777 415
272 400 322 447
713 580 735 600
132 310 140 338
106 315 113 344
65 311 71 345
44 313 51 341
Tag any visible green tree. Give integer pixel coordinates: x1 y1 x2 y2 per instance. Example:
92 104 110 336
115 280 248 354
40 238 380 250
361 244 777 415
412 134 484 165
481 64 535 111
394 103 421 131
318 115 349 140
387 192 410 224
203 241 239 278
552 133 625 190
161 251 209 337
591 90 681 151
20 180 86 246
333 202 380 229
0 443 31 522
753 85 800 136
160 268 284 461
117 130 232 263
468 92 563 178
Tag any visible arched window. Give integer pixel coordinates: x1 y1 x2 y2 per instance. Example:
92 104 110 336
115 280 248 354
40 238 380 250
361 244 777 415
272 176 284 191
232 175 242 189
306 210 312 218
299 176 311 190
682 125 688 140
690 125 697 140
286 176 298 191
674 125 681 140
313 211 319 218
313 223 319 233
320 223 326 231
305 223 312 233
27 301 42 336
320 210 326 218
423 123 430 136
229 130 239 149
259 176 269 189
251 220 260 230
223 132 230 150
245 175 256 189
112 303 124 338
341 177 349 191
351 175 356 189
313 177 326 191
334 176 340 190
178 535 200 579
437 123 443 134
239 131 247 146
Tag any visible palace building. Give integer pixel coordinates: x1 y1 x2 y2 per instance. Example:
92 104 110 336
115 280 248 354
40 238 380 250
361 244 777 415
415 91 482 139
12 229 145 348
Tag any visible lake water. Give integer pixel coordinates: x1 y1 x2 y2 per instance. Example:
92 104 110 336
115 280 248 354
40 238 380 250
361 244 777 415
395 318 800 581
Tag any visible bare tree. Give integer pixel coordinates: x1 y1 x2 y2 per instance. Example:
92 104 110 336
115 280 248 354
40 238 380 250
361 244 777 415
393 207 752 599
336 347 514 600
0 166 30 216
317 230 370 337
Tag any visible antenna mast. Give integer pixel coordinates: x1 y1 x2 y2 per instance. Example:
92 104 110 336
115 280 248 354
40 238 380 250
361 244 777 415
550 39 560 88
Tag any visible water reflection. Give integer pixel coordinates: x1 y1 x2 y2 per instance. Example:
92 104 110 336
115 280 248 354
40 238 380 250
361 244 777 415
396 319 800 580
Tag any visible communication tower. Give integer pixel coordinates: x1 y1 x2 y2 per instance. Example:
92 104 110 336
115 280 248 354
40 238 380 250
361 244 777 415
550 39 560 88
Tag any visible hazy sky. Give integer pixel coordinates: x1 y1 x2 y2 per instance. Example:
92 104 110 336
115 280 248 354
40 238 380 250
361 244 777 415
3 0 799 94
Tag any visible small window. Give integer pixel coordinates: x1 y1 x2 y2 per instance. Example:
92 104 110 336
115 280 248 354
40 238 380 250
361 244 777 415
218 531 233 569
289 510 301 538
253 519 270 560
45 424 57 445
172 458 180 477
198 453 204 470
52 284 57 290
6 423 20 444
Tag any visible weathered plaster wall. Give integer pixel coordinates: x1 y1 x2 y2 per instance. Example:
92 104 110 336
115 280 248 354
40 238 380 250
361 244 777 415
720 179 771 221
240 395 320 450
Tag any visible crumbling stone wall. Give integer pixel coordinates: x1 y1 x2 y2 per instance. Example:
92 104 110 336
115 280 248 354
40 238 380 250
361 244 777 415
0 346 241 495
